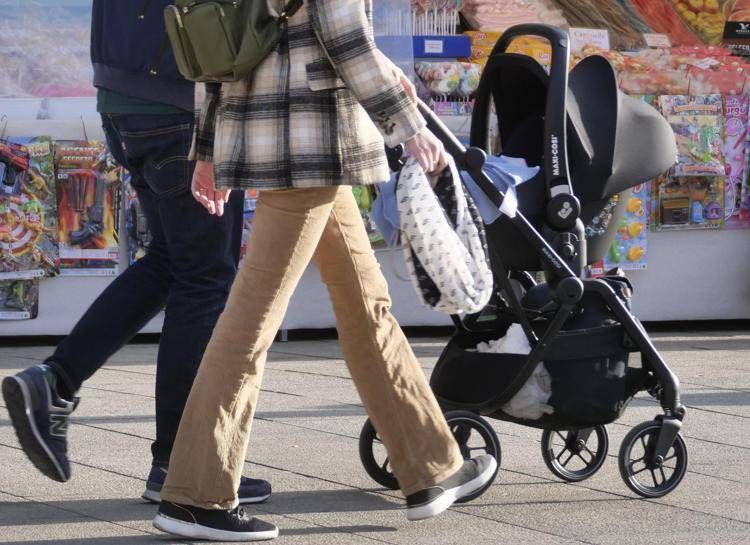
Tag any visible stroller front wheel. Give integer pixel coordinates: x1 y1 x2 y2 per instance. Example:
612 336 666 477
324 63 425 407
358 411 501 499
541 426 609 482
618 420 688 498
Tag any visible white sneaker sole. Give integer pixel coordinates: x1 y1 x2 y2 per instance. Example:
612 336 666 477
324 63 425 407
143 488 271 505
153 513 279 542
406 457 498 521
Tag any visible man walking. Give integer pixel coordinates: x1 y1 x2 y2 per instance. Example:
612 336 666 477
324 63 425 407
1 0 270 505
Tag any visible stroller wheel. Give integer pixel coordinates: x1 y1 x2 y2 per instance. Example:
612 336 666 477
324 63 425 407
444 410 501 503
359 419 399 490
618 420 688 498
541 426 609 482
358 411 501 498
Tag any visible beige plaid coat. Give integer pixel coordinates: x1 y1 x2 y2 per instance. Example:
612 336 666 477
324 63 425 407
191 0 426 190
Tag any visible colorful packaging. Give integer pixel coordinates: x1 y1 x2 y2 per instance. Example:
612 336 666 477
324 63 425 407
415 62 481 97
606 184 650 270
0 279 39 320
0 139 30 197
652 175 726 230
55 141 121 276
1 136 59 279
722 95 750 227
659 94 725 176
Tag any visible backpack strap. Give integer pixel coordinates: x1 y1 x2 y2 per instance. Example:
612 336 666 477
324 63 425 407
278 0 304 24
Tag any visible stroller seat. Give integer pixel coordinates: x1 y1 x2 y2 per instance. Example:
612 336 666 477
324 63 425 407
471 52 676 270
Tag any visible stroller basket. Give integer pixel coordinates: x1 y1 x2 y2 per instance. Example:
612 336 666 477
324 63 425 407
431 321 641 430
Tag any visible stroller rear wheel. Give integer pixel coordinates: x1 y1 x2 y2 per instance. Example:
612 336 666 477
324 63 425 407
358 411 501 500
541 426 609 482
618 420 688 498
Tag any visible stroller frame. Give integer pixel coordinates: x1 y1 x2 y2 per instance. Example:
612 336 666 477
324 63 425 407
364 24 686 500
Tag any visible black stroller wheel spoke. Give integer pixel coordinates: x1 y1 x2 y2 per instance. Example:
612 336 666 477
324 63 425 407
576 452 590 465
582 445 596 459
555 432 567 444
659 466 668 484
556 448 570 462
649 469 661 488
561 451 575 467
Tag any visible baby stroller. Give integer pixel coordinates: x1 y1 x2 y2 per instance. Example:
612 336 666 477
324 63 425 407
359 24 687 500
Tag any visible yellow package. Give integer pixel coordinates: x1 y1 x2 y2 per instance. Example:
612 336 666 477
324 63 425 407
506 37 552 69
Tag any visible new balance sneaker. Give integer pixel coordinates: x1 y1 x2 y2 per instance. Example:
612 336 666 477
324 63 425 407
405 455 497 521
143 465 272 505
154 501 278 541
1 364 78 482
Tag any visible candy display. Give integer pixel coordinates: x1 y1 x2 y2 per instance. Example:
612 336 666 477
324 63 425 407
415 61 481 96
670 0 724 45
659 94 725 176
54 141 121 276
0 136 59 279
0 279 39 320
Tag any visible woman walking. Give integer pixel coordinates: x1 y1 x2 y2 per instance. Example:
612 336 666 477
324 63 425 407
153 0 496 540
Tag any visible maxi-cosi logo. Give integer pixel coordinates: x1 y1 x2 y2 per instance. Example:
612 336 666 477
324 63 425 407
738 22 750 33
550 134 561 176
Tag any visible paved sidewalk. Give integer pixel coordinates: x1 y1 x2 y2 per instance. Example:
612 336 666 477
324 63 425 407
0 330 748 545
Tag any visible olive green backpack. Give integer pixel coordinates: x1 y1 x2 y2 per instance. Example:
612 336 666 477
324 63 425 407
164 0 304 82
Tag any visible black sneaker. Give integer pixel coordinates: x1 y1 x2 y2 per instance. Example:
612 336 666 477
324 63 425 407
405 455 497 521
153 501 278 541
1 364 78 482
143 464 272 505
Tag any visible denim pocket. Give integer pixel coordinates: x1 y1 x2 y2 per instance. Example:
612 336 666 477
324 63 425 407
117 119 194 198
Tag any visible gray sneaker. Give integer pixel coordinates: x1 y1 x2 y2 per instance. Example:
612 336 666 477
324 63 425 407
405 455 497 521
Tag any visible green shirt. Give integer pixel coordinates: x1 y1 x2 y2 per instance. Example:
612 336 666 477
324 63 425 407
96 88 189 115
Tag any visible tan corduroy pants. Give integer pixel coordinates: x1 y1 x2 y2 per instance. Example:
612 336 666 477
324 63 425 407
161 186 463 509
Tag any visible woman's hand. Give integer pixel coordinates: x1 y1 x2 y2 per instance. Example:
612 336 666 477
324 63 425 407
405 128 449 175
192 160 231 216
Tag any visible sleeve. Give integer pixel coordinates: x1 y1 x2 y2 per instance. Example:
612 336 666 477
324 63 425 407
307 0 426 147
189 82 222 162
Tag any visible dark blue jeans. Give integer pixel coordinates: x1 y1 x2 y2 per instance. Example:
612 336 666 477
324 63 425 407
50 113 243 465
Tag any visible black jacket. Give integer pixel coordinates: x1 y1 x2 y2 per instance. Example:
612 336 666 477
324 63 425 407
90 0 193 111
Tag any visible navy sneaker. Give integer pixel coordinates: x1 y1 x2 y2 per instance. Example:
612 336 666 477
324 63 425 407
154 501 278 541
143 465 272 505
405 455 497 520
1 364 78 482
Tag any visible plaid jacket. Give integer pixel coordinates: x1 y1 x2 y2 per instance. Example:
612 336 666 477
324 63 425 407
191 0 426 190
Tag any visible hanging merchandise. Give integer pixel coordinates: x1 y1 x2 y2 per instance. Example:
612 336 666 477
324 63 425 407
652 174 726 230
0 136 59 280
607 185 650 270
659 94 725 176
55 141 121 276
0 139 29 197
722 95 750 227
0 279 39 320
